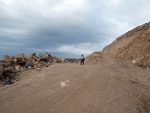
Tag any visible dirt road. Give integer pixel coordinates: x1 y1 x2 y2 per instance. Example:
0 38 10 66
0 54 150 113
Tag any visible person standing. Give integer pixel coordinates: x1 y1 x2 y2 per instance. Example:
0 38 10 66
80 54 85 65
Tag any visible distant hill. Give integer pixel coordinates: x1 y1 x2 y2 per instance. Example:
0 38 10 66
103 22 150 69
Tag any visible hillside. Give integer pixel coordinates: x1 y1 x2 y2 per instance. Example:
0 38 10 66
103 22 150 69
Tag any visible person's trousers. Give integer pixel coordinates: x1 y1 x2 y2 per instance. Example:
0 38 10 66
81 59 84 65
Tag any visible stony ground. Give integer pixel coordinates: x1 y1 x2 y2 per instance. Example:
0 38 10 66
0 53 150 113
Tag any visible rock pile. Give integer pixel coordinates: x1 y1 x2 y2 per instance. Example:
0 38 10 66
85 51 103 63
103 22 150 70
0 52 60 80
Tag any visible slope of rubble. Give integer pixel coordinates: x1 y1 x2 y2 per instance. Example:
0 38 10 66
0 52 61 85
103 22 150 70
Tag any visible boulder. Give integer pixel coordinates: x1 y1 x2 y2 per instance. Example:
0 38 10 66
40 56 49 62
38 52 52 62
37 64 42 68
19 59 26 65
32 59 36 64
16 53 25 62
13 59 17 65
10 55 15 60
15 65 21 72
45 52 51 57
39 53 45 58
38 53 47 62
25 53 36 59
45 52 52 62
33 56 39 62
51 55 60 63
34 65 37 69
25 59 34 68
28 66 32 69
37 68 41 71
34 62 38 65
3 55 10 60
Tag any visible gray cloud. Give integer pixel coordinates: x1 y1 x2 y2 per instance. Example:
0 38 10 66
0 0 150 58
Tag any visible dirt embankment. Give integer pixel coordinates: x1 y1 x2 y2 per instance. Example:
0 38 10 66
85 51 103 63
0 53 150 113
103 22 150 69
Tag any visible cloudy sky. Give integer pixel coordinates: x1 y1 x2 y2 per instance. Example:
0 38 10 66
0 0 150 58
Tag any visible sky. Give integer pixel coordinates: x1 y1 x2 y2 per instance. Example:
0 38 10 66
0 0 150 58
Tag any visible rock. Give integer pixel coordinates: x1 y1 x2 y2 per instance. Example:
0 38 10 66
32 59 36 64
10 55 15 59
37 64 42 68
3 55 10 60
2 60 14 67
33 56 39 61
44 64 49 67
34 65 37 69
28 66 32 69
39 53 45 58
13 59 17 65
51 55 61 63
25 53 36 59
46 52 52 62
3 63 10 68
25 59 33 68
15 65 21 72
38 53 49 62
3 79 13 85
37 68 40 71
0 63 4 78
38 52 53 62
40 56 49 62
20 67 23 72
34 62 38 65
4 66 14 73
132 60 136 64
19 59 26 65
16 53 25 62
45 52 51 57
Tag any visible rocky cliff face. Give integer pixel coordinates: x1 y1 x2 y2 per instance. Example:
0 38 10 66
103 22 150 68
